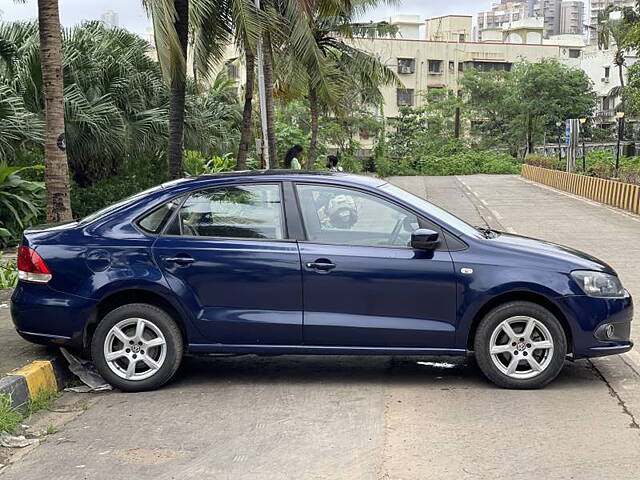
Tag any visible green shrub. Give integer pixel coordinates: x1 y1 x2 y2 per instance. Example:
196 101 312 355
524 154 562 170
0 260 17 290
183 151 235 176
0 163 45 247
374 150 521 177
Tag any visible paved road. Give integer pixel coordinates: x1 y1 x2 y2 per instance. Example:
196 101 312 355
3 175 640 479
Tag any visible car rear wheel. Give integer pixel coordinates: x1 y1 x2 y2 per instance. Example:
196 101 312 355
474 301 567 389
91 303 183 392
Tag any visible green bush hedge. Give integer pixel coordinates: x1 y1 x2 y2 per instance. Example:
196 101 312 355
376 150 522 178
524 151 640 186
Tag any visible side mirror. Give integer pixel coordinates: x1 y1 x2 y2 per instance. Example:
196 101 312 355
411 229 440 251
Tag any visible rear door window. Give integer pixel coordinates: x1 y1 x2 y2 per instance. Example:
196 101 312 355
173 184 285 240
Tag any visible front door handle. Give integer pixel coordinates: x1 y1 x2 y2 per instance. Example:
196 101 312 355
163 255 196 265
306 259 336 272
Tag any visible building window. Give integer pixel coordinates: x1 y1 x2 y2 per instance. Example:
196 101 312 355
569 49 581 58
472 61 512 72
397 89 415 107
397 58 415 74
604 66 610 78
449 61 455 73
459 33 466 42
428 60 443 74
226 62 239 80
458 62 464 73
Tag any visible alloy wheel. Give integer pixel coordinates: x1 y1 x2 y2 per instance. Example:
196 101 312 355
489 315 555 380
103 317 167 381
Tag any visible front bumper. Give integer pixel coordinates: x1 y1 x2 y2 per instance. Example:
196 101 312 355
555 293 634 359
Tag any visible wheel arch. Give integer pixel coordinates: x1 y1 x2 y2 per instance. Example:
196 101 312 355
84 288 189 357
466 291 573 354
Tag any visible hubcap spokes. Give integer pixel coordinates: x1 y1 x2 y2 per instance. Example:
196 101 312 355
104 318 167 381
489 316 554 380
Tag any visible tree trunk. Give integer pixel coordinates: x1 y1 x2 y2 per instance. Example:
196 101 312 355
527 114 534 154
618 62 625 111
261 30 278 168
168 0 189 180
237 48 255 170
308 85 319 170
38 0 72 222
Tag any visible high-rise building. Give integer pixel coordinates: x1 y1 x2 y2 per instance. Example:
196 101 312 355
589 0 635 43
477 1 530 40
100 9 119 28
560 1 585 34
478 0 585 39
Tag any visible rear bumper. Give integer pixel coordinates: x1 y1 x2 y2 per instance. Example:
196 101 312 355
555 293 634 359
10 282 96 350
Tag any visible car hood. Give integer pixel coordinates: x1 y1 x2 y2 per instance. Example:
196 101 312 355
487 231 616 275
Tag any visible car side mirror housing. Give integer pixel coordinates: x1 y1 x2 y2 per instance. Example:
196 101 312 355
411 229 440 251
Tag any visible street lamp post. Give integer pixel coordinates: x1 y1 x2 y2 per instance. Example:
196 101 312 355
616 111 625 175
579 118 587 172
556 121 563 163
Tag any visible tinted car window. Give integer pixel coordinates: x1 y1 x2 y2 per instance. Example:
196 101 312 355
137 198 182 234
176 184 285 240
296 184 421 248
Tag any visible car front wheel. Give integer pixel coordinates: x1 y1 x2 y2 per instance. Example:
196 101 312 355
474 301 567 389
91 303 183 392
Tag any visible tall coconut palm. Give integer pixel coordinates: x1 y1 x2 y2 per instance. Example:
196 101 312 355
595 5 635 111
145 0 190 179
36 0 73 221
145 0 261 174
276 0 399 168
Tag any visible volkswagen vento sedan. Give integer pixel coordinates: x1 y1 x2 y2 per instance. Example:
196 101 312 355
11 172 633 391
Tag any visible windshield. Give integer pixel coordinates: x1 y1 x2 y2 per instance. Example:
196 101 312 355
78 185 163 225
379 183 482 238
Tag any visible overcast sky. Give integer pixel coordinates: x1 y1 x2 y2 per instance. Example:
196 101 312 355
0 0 492 35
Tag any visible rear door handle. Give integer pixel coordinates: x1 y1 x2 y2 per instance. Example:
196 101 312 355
163 255 196 265
306 259 336 272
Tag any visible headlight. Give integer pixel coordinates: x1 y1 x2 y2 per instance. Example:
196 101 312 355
571 270 626 298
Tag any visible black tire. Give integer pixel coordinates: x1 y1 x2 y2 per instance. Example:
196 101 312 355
473 301 567 389
91 303 183 392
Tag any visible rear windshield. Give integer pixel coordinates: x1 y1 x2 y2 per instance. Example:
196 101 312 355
78 185 163 225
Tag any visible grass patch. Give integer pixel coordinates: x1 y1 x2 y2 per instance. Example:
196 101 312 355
0 394 23 434
0 389 61 435
25 389 59 417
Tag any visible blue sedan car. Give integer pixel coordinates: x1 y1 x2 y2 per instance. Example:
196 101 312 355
11 172 633 391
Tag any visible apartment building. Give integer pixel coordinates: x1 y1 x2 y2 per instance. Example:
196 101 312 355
589 0 636 43
560 1 585 34
478 0 584 39
425 15 473 42
351 16 585 120
477 1 531 40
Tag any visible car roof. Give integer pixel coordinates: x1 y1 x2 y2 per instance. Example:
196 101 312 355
162 170 387 191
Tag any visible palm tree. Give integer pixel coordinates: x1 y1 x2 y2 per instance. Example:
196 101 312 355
145 0 190 179
277 0 399 168
36 0 73 222
595 5 635 111
145 0 261 174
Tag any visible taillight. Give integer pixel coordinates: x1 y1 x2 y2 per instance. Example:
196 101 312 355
17 246 52 284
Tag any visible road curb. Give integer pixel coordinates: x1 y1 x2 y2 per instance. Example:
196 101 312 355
0 354 71 411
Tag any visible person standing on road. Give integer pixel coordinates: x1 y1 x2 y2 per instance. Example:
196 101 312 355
326 155 343 172
284 145 303 170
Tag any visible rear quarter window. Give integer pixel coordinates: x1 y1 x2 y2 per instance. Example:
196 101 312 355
136 197 183 234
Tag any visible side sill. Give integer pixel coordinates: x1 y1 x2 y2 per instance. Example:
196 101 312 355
187 344 468 356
